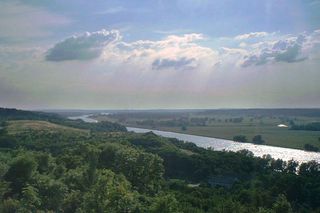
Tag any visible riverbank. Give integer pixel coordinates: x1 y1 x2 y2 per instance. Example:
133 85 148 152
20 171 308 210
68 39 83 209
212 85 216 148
67 114 320 162
136 125 320 151
90 112 320 151
127 127 320 163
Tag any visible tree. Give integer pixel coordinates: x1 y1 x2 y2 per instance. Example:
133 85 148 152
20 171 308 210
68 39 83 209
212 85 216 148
34 175 67 211
62 190 83 213
233 135 247 142
150 194 181 213
270 159 286 172
82 169 140 213
20 185 41 211
298 161 320 176
35 152 52 174
0 133 17 149
4 155 37 194
272 194 292 213
252 135 265 144
285 160 298 174
111 146 164 194
0 182 9 200
0 198 20 213
304 144 319 152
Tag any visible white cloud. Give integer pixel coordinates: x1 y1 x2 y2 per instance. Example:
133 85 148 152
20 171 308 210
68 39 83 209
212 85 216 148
45 30 219 73
45 28 320 70
235 32 269 40
101 33 219 71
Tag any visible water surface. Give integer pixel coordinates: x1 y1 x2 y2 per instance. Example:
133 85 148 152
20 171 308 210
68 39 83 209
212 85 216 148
67 114 320 163
127 127 320 163
68 114 98 123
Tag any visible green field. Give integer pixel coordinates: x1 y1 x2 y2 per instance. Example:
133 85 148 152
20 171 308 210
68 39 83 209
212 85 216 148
92 110 320 150
158 125 320 150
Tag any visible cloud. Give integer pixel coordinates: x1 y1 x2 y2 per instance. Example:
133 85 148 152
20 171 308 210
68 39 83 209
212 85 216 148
45 29 218 72
239 34 314 67
44 28 320 70
152 57 196 70
101 33 218 71
219 30 320 68
46 29 120 61
235 32 269 40
274 43 306 63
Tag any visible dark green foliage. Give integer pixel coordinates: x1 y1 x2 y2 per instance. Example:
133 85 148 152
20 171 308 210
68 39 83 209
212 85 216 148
233 135 247 142
290 122 320 131
0 108 59 122
57 119 127 132
98 143 164 194
150 194 181 213
304 143 319 152
0 136 17 149
252 135 265 144
0 198 20 213
4 155 37 194
0 109 320 212
81 169 140 212
298 161 320 177
272 194 292 213
20 185 41 211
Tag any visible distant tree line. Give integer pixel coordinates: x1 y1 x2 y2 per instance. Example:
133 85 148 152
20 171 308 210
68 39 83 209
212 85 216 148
233 135 265 144
290 122 320 131
304 144 319 152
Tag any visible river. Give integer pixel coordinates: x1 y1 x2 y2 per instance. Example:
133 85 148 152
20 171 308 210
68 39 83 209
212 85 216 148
68 115 320 163
68 114 98 123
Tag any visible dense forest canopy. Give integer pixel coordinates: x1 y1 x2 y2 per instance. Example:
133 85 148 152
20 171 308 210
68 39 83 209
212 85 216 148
0 108 319 212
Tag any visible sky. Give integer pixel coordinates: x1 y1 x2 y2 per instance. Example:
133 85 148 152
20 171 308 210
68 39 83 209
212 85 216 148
0 0 320 109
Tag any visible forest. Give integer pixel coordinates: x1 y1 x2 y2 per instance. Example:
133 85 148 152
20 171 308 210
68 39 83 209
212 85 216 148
0 108 319 212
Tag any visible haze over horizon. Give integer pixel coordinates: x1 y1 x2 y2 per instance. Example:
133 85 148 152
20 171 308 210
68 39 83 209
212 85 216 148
1 0 320 109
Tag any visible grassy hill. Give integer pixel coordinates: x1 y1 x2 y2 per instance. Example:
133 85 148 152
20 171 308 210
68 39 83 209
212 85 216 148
0 107 127 133
6 120 89 135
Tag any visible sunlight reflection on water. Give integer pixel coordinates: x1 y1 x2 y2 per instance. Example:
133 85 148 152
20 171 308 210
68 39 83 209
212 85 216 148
127 127 320 163
68 114 98 123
